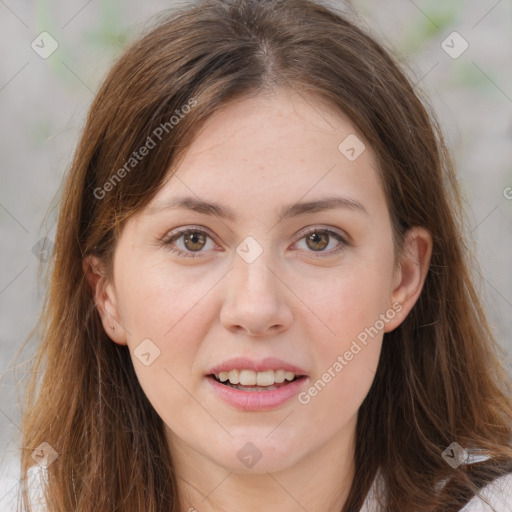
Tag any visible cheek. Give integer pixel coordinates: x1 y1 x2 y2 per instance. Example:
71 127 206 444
297 273 386 422
116 257 212 341
115 260 212 402
123 276 208 423
303 257 395 347
299 339 382 434
131 359 207 447
295 248 392 410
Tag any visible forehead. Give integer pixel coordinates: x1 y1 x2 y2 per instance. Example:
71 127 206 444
148 88 385 220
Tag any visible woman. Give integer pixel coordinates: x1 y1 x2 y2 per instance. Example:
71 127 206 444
17 0 512 510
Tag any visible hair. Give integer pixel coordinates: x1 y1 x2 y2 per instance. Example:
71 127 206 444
15 0 512 510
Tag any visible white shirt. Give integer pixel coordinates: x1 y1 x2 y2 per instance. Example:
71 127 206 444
360 468 512 512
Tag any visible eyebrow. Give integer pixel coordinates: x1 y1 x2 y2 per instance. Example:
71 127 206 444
146 195 368 222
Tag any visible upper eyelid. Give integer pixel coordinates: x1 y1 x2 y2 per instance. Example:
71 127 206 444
163 225 217 243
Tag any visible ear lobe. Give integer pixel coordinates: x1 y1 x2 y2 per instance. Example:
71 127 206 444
82 255 128 346
384 227 433 332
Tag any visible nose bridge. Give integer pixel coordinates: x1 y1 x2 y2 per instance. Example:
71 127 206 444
232 235 279 300
220 234 292 335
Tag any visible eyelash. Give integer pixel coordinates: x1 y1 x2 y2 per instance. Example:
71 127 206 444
161 225 349 259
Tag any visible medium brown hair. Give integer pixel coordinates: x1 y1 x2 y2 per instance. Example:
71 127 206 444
16 0 512 510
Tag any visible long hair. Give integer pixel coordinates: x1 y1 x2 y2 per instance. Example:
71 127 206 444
16 0 512 510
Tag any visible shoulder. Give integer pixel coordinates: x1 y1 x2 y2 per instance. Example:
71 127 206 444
460 472 512 512
26 464 49 512
21 464 512 512
0 461 48 512
360 470 512 512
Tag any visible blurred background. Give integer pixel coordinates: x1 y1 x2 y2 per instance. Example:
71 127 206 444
1 0 511 508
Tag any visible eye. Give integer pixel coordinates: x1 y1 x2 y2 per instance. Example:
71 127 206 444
162 226 349 259
162 227 216 259
294 227 349 257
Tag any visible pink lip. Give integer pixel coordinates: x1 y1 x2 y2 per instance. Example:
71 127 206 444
206 374 309 411
207 357 307 376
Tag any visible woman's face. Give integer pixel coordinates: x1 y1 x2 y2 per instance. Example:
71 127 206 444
92 88 428 475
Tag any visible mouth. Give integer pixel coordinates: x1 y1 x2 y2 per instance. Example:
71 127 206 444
205 358 309 410
207 369 308 392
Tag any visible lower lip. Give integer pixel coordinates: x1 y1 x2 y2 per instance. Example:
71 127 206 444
206 375 308 411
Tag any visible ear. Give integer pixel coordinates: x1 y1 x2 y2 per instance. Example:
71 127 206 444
384 226 433 332
82 255 128 346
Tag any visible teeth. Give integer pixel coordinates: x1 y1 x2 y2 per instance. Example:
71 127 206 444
256 370 274 386
214 369 297 386
284 371 295 381
240 370 257 385
274 369 285 383
228 369 240 384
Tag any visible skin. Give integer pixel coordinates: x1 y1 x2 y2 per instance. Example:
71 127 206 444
86 87 432 512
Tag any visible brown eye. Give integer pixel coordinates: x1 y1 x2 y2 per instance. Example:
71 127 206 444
296 227 349 257
162 227 215 259
305 231 329 251
183 231 207 251
163 226 348 260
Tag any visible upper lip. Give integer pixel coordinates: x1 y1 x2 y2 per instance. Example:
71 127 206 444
208 357 308 376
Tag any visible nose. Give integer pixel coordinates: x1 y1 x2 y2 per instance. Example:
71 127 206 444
219 249 293 337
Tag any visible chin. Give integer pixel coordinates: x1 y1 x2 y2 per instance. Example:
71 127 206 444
207 435 305 474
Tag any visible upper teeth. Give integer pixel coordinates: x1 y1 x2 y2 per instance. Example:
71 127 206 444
214 369 296 386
